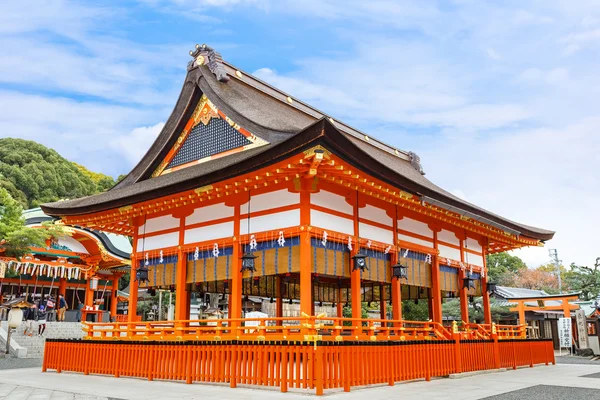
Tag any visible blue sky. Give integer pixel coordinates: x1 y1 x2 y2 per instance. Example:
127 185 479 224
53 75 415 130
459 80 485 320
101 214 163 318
1 0 599 268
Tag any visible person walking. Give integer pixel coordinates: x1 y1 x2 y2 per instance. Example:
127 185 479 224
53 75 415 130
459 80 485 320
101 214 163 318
57 294 68 322
37 305 47 337
23 304 36 336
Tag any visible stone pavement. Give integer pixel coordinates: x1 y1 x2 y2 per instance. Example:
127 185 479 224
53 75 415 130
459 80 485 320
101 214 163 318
0 363 599 399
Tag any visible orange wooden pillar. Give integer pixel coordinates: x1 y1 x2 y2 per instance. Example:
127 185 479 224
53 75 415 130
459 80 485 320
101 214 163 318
517 301 526 326
337 288 343 317
128 229 140 323
110 274 119 319
58 278 67 298
230 204 242 326
84 276 94 308
350 194 362 326
430 229 443 323
174 248 188 321
299 191 312 316
391 213 402 322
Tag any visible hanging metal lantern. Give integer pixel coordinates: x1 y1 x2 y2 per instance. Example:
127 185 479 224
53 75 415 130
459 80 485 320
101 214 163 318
136 264 149 284
463 273 476 290
391 261 408 280
486 281 498 293
89 277 99 290
240 251 258 273
351 252 368 271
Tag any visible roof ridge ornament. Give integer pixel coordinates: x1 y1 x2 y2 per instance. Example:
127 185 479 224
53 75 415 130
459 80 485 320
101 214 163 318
188 43 230 83
408 151 425 175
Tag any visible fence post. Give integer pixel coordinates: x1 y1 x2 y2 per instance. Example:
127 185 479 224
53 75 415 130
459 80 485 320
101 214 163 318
315 344 324 396
491 323 501 369
528 341 534 368
186 346 193 384
452 322 462 374
280 349 288 393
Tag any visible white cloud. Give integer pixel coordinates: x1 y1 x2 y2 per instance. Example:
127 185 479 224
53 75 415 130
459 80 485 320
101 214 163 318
0 90 161 176
110 122 165 165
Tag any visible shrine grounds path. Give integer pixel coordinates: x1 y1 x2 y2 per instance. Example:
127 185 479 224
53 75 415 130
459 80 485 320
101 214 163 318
0 357 599 399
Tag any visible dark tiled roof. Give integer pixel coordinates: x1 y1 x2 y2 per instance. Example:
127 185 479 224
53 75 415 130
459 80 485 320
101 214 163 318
41 47 554 241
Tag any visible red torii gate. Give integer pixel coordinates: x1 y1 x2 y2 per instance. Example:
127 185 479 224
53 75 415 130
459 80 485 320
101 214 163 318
509 292 581 325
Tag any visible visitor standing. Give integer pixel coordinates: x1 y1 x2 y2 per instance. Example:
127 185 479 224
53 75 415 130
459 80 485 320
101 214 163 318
37 305 47 337
57 294 68 322
23 303 36 336
46 296 55 322
76 301 83 322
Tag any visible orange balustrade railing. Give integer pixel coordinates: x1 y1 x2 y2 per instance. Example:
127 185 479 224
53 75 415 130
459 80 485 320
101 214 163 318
43 337 555 395
82 315 454 342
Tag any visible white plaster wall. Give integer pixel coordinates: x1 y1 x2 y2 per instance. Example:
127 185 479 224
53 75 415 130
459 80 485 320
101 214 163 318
466 253 484 267
359 222 393 244
311 209 354 235
465 238 483 253
186 203 233 225
240 209 300 234
438 244 461 262
310 190 353 215
397 233 434 249
140 232 180 251
138 215 180 235
57 236 89 254
360 204 392 226
397 217 433 239
438 229 460 246
241 190 299 213
184 221 234 244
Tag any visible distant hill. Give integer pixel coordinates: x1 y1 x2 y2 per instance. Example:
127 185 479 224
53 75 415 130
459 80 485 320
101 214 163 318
0 138 116 208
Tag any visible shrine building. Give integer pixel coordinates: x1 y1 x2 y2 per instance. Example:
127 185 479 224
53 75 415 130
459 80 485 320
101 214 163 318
0 208 130 322
39 44 557 394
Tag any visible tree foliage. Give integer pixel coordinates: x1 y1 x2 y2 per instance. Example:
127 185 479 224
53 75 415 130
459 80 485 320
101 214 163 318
564 258 600 300
0 188 68 258
486 252 527 283
0 138 115 208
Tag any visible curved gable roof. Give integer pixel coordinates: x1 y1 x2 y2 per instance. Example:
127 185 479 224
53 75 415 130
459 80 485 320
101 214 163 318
41 45 554 242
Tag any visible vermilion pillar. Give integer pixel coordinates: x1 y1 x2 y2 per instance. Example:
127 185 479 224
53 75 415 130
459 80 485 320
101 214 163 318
128 230 139 322
175 214 189 322
351 195 362 326
391 214 402 322
230 205 242 325
337 288 344 317
174 249 188 321
58 278 67 298
299 191 312 316
84 274 94 308
431 229 443 323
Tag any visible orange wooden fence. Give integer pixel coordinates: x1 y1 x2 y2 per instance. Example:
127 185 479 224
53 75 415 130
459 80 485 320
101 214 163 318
43 338 555 395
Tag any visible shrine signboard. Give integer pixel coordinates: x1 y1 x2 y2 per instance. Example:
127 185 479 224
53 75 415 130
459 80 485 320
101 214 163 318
575 309 589 349
558 317 572 349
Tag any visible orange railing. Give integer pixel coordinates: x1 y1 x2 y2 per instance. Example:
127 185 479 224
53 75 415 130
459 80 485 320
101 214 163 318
82 315 454 342
114 315 142 323
43 337 555 395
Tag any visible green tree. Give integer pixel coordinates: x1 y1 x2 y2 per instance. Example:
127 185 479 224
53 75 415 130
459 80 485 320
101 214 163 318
0 138 115 208
1 188 70 258
442 298 512 323
485 252 527 283
402 300 429 321
564 258 600 300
